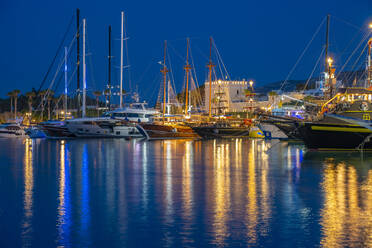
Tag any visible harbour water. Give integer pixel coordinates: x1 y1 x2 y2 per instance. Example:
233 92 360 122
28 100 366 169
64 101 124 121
1 138 371 247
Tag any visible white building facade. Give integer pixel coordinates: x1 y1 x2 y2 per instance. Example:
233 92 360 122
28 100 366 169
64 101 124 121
204 80 250 113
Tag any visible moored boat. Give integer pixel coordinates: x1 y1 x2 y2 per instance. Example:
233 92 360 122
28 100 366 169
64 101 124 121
298 88 372 150
39 120 75 139
0 122 26 138
66 118 142 138
192 122 251 139
137 122 199 140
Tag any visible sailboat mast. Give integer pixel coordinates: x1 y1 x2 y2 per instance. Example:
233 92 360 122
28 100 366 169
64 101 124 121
64 47 68 120
82 18 87 118
161 41 168 122
207 37 215 118
368 39 372 87
76 8 81 117
167 79 170 114
120 11 124 108
324 14 330 72
184 38 191 116
108 25 112 110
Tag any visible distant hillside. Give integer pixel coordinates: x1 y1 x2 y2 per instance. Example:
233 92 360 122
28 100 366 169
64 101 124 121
254 70 368 94
255 79 317 93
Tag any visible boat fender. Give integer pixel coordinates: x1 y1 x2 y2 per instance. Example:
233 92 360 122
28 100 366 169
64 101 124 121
360 102 369 111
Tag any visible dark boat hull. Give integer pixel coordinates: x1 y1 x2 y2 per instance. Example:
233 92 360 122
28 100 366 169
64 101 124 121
40 124 75 138
273 122 302 140
192 126 250 139
137 123 199 140
298 122 372 150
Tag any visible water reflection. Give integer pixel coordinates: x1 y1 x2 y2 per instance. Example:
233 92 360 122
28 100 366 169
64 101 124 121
57 140 71 246
8 138 372 247
80 144 90 243
182 141 193 230
320 160 372 248
22 139 33 245
162 140 175 247
246 139 258 244
212 140 231 246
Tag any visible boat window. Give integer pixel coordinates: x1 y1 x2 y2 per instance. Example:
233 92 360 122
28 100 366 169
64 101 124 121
116 131 120 135
145 114 153 118
102 113 112 117
113 113 127 117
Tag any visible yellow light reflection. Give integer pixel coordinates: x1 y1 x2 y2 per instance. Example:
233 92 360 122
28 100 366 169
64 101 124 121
212 141 230 246
57 140 70 244
58 141 66 221
320 162 372 247
246 139 258 244
23 138 33 243
259 140 270 236
182 141 193 229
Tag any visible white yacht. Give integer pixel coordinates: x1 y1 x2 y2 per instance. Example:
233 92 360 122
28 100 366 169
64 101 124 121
0 122 26 138
66 103 158 138
66 118 142 138
103 102 159 122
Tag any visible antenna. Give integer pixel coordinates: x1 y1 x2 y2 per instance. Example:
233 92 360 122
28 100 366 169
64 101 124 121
368 38 372 87
324 14 330 72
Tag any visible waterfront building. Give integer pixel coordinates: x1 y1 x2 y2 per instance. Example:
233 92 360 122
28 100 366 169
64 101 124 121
204 80 250 113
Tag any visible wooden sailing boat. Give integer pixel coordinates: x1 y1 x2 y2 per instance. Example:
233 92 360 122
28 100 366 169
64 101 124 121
190 37 254 138
136 40 199 140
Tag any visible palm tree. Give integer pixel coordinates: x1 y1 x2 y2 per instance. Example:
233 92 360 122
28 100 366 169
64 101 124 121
121 90 127 107
104 89 110 109
53 96 62 119
39 90 48 121
93 91 102 116
7 91 13 115
12 90 20 119
47 91 54 120
26 92 36 114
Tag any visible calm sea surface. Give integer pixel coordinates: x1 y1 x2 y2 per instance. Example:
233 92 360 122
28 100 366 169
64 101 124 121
0 138 371 247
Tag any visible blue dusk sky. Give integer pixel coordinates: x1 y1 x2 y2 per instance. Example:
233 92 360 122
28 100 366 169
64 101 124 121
1 0 371 103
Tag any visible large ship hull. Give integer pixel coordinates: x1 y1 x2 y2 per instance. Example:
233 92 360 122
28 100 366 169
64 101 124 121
137 123 199 140
273 122 302 140
298 122 372 150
